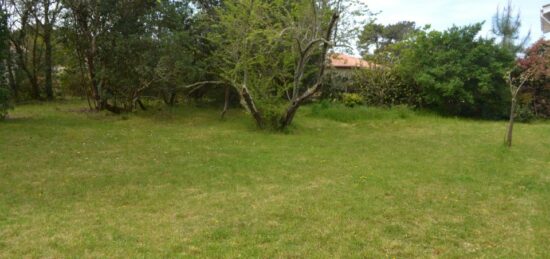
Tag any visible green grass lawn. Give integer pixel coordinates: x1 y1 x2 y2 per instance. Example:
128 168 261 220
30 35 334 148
1 101 549 257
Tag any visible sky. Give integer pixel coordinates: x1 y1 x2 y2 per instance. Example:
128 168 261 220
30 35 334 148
363 0 548 43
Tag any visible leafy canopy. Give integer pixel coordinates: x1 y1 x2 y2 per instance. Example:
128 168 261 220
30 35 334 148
209 0 339 129
394 23 515 118
358 20 419 56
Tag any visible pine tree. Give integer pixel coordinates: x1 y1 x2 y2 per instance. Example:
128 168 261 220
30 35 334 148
491 0 530 54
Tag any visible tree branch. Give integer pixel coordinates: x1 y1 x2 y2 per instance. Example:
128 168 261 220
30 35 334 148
174 81 225 91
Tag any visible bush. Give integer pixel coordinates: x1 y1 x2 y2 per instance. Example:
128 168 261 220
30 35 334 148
0 86 13 119
342 93 363 107
515 104 536 122
516 40 550 119
354 68 420 107
259 101 286 130
394 23 514 118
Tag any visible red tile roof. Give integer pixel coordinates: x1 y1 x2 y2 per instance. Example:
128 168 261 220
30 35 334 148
329 53 378 69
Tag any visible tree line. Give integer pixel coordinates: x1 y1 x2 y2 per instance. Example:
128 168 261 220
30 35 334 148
0 0 547 134
0 0 361 129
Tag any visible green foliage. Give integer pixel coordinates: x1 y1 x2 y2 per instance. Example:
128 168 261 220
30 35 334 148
62 0 200 111
210 0 296 126
257 100 287 130
57 66 89 97
354 68 420 107
394 23 515 118
341 93 363 107
155 0 211 101
210 0 339 129
358 20 419 56
515 104 536 122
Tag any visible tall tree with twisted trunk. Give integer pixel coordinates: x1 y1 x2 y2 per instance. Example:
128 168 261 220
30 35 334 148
211 0 340 130
279 13 339 128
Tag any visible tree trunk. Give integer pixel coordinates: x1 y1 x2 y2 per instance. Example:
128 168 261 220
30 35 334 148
169 91 177 106
29 74 40 100
241 86 263 128
44 25 54 100
101 100 122 114
12 41 40 99
86 89 93 111
18 61 40 99
86 56 99 109
280 102 299 128
221 85 230 119
136 99 147 111
506 97 517 147
31 23 42 100
85 37 100 110
279 13 339 129
6 51 18 99
279 84 319 129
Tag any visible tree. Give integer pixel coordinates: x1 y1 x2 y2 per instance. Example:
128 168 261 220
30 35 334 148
506 39 550 146
33 0 62 100
0 3 12 119
330 0 371 53
517 40 550 84
491 0 530 54
210 0 339 130
504 69 531 147
193 0 222 10
5 0 45 100
358 20 418 56
61 0 100 109
154 0 216 106
516 40 550 118
357 21 383 54
394 23 515 118
62 0 165 112
61 0 214 112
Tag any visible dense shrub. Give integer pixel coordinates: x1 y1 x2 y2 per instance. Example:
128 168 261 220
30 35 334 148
341 93 363 107
515 104 536 122
256 100 287 130
516 40 550 118
322 71 355 100
394 23 515 118
354 68 420 107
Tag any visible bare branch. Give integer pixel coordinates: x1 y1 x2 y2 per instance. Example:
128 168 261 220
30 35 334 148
175 81 225 91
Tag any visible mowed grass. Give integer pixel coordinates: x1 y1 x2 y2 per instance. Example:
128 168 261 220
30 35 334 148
1 101 550 257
